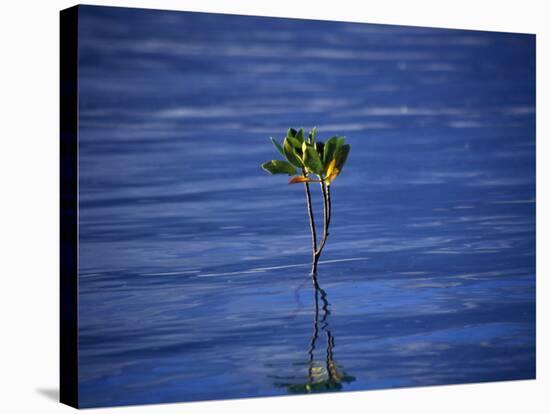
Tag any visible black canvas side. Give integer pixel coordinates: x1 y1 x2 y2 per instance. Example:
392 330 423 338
60 5 79 409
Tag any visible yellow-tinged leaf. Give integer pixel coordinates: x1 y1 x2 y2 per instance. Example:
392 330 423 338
325 158 337 176
325 158 340 184
288 176 321 184
326 169 340 184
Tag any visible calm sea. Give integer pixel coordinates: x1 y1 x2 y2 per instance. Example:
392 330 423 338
76 6 535 407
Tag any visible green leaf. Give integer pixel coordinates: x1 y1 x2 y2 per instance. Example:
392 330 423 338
334 144 351 172
283 138 304 168
287 128 297 138
270 137 285 157
286 136 302 150
302 142 324 176
295 128 305 143
308 127 317 144
261 160 297 175
323 136 340 166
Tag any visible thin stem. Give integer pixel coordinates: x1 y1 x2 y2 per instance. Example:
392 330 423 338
303 180 318 275
303 171 333 275
315 181 330 257
326 184 332 229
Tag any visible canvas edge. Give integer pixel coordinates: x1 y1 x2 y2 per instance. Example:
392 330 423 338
60 4 79 409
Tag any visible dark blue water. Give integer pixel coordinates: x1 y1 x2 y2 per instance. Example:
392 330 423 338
76 5 536 408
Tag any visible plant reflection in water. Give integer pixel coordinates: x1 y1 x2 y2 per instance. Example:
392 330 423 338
276 276 355 394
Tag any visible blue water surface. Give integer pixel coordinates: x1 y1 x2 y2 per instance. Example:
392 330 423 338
76 5 536 408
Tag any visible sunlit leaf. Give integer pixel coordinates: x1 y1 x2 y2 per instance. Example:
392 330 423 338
283 138 304 168
270 137 285 157
261 160 297 175
308 127 317 144
325 158 340 184
295 128 305 143
302 142 324 176
288 175 321 184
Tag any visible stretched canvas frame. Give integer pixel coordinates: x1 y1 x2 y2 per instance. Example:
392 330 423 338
60 4 536 409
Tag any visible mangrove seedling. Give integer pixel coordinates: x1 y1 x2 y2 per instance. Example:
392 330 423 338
261 127 351 276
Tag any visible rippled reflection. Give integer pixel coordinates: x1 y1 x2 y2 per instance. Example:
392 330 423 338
276 277 355 393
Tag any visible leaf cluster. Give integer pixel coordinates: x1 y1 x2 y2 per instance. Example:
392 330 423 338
261 127 350 185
